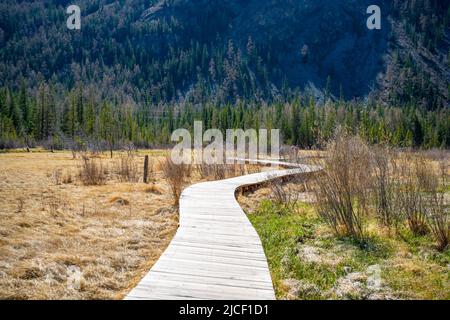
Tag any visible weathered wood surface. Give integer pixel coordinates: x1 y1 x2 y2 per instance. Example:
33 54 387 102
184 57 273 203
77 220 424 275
126 161 321 300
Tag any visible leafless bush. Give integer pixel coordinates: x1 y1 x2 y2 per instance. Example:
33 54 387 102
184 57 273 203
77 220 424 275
313 132 373 240
115 154 139 182
235 163 246 176
78 157 106 186
267 176 300 212
161 156 187 206
370 147 402 229
426 192 449 251
372 150 448 243
280 145 299 162
224 163 246 178
197 163 231 180
213 164 226 180
122 142 137 157
197 163 212 180
185 162 193 179
394 158 430 236
414 156 439 192
417 155 449 250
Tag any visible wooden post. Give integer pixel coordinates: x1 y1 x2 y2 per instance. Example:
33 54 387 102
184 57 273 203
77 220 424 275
143 155 149 184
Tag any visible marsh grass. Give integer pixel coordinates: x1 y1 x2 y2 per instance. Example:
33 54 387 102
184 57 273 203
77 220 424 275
239 139 449 299
0 151 180 299
114 154 140 183
246 197 449 300
78 157 107 186
312 132 449 251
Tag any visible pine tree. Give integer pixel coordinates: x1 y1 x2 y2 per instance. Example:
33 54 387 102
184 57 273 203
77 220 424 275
76 84 84 127
99 101 115 157
35 84 46 141
46 85 56 139
85 92 96 136
18 80 29 131
8 89 22 134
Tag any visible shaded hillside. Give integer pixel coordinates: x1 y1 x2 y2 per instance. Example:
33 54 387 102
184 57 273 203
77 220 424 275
0 0 448 106
142 0 389 99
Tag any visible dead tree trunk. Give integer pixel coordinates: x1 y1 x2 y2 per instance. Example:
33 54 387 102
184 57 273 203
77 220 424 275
109 141 113 158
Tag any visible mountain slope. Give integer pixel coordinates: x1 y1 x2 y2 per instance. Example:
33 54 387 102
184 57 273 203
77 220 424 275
0 0 448 106
143 0 389 99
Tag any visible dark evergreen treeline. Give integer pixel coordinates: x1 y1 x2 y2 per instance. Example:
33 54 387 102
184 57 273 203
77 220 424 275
1 84 448 150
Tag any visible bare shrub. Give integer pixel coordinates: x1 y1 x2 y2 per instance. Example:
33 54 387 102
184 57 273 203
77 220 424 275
78 157 106 186
160 156 187 206
394 158 430 236
312 132 373 240
213 164 226 180
197 163 212 180
115 154 139 182
235 163 246 176
370 147 402 230
426 192 449 251
224 163 246 178
267 176 300 212
420 155 449 251
369 147 449 243
184 162 193 179
414 156 439 192
197 163 230 180
123 142 137 157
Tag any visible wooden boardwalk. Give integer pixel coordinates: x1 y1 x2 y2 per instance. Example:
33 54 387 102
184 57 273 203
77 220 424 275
125 162 320 300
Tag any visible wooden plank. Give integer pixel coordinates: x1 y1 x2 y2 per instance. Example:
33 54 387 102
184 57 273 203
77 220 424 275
125 160 321 300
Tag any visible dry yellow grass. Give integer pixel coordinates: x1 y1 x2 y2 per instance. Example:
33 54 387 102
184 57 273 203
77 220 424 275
0 151 180 300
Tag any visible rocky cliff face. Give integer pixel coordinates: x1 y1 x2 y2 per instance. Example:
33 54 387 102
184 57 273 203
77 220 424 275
142 0 389 98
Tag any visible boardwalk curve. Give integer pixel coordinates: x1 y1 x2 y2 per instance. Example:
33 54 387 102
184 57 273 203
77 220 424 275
126 162 321 300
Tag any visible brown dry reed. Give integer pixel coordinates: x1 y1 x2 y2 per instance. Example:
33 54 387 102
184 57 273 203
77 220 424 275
78 157 107 186
160 156 188 206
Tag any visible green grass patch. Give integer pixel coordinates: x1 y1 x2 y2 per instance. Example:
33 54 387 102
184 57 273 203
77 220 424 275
248 199 450 300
